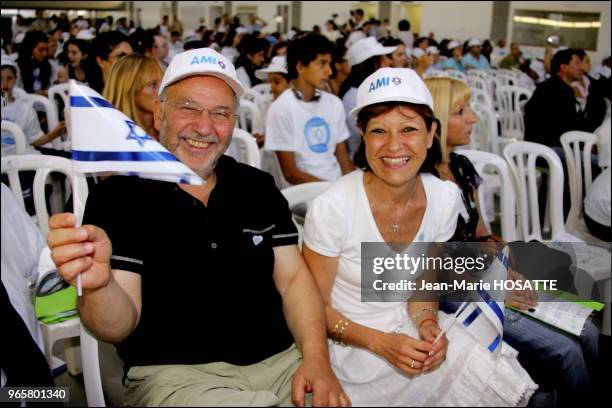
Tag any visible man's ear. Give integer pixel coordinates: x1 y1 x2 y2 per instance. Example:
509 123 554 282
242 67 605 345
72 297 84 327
296 60 305 76
95 55 106 70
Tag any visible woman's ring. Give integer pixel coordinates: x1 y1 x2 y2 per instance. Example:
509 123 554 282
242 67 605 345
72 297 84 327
410 359 415 368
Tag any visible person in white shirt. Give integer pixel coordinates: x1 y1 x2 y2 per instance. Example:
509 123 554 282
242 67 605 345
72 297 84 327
265 34 355 184
235 36 269 89
584 167 611 241
251 56 291 146
1 59 65 156
397 19 413 49
168 31 184 61
302 67 537 407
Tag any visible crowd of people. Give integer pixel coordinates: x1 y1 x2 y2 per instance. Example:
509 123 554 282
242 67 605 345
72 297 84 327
1 6 611 407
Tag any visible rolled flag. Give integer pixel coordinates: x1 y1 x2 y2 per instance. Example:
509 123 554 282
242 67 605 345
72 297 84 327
454 245 509 358
69 80 203 185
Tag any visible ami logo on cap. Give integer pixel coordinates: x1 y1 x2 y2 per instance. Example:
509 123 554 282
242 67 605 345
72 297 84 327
190 55 226 69
368 76 402 93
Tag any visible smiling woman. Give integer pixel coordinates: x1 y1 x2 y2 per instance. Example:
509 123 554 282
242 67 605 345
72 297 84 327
301 67 538 406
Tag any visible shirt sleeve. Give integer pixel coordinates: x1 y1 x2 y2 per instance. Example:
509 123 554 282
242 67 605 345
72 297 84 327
334 98 350 144
303 191 348 257
264 105 296 152
23 105 44 145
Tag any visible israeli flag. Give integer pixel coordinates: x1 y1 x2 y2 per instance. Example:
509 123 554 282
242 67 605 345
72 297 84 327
68 80 203 185
454 246 509 358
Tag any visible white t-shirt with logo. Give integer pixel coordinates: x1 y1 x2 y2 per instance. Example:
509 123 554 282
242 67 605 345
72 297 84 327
264 89 350 181
1 98 43 156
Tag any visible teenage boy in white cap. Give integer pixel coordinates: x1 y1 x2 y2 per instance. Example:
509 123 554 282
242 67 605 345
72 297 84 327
265 34 355 185
46 48 349 407
461 38 491 70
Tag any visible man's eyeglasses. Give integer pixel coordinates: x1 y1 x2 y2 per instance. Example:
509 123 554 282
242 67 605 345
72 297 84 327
163 99 237 125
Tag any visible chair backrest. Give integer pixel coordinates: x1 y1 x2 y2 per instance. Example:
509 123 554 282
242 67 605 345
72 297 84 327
16 92 63 150
468 70 495 100
1 120 28 155
470 101 499 153
251 83 272 99
503 141 566 242
470 88 495 115
281 181 331 247
230 128 261 168
48 83 70 108
460 150 518 241
260 149 291 190
560 131 597 232
446 70 468 81
495 85 532 139
237 99 262 133
0 154 88 236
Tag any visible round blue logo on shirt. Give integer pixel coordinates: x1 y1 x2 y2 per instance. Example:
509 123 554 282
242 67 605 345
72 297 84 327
304 117 330 153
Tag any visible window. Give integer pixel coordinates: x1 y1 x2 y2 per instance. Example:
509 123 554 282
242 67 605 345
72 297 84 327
512 9 600 51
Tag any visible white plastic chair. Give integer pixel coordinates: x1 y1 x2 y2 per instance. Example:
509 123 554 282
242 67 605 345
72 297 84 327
230 128 261 169
470 88 495 114
281 181 331 248
15 92 63 150
460 150 518 242
560 131 597 234
260 150 291 190
503 141 580 242
48 83 70 108
1 154 89 376
446 70 468 82
237 99 262 134
1 120 28 154
495 85 532 140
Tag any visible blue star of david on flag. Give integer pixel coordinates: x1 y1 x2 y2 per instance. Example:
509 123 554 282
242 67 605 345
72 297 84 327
125 120 152 147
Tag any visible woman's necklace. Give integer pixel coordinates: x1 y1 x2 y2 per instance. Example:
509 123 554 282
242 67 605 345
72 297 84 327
370 176 420 233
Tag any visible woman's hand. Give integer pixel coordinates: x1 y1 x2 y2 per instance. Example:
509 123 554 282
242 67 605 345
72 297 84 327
507 268 538 310
371 331 433 375
418 321 448 372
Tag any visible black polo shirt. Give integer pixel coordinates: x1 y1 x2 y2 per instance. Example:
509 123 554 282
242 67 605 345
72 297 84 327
83 155 298 370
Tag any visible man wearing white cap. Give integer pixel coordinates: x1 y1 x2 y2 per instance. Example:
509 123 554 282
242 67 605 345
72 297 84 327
461 38 490 70
265 34 355 185
441 40 466 73
46 48 349 406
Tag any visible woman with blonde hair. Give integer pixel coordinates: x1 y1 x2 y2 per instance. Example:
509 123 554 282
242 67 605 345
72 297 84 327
103 54 163 138
425 76 601 406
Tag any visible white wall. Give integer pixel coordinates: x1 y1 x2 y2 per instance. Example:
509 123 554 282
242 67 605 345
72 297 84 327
300 1 355 32
509 1 611 63
417 1 494 41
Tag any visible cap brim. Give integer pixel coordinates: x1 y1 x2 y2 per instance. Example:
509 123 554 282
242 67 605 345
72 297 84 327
349 95 432 117
255 68 287 80
160 71 245 97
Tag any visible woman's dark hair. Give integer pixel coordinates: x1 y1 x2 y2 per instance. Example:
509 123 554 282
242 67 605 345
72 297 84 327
382 37 403 48
326 20 338 31
339 55 384 98
60 39 93 82
330 45 347 79
235 35 270 86
353 102 442 175
17 30 51 93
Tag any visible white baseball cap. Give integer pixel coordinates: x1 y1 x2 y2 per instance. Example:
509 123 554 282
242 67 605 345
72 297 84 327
426 46 439 55
158 47 244 97
349 67 434 117
1 55 17 69
468 38 482 47
447 40 462 50
411 48 426 59
348 37 397 67
255 56 288 80
76 29 95 40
